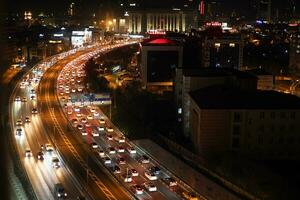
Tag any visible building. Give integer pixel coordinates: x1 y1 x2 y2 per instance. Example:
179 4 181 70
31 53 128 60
140 37 183 92
246 68 274 90
126 10 198 34
289 30 300 76
257 0 271 22
189 86 300 159
175 68 257 135
202 31 244 70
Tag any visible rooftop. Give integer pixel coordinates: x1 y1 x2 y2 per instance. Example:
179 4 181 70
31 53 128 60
141 37 179 46
245 68 273 76
182 68 257 79
190 86 300 109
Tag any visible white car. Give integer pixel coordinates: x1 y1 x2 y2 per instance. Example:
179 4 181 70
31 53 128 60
106 127 113 132
93 112 100 117
80 118 87 123
108 147 116 154
117 146 125 153
45 144 54 152
25 116 31 123
145 171 157 180
81 130 88 136
77 124 84 130
74 107 80 112
128 147 136 154
103 156 111 164
15 96 21 101
31 108 38 114
107 134 113 141
92 131 99 137
91 142 98 149
90 108 96 113
144 182 157 192
117 136 125 143
141 155 150 164
130 169 139 177
25 149 33 157
67 110 73 115
134 185 144 195
124 175 132 183
16 119 22 126
16 128 22 136
99 119 105 124
52 157 60 168
98 126 105 131
98 150 105 158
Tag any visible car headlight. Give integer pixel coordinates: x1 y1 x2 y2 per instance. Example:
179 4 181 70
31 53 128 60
58 193 61 197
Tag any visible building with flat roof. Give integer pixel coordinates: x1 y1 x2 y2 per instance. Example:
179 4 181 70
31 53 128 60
189 86 300 159
245 68 274 90
289 30 300 76
140 37 183 92
175 67 257 135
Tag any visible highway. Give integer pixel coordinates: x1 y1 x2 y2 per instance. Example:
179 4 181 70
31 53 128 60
10 56 86 199
55 46 203 199
37 44 134 200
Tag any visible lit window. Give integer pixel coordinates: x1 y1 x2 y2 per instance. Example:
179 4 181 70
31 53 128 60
296 50 300 54
178 108 182 114
215 43 220 48
229 43 235 47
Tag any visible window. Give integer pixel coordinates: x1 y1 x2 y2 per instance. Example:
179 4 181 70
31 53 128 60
269 136 274 144
270 125 275 132
260 112 265 119
291 112 296 119
233 112 242 122
259 125 265 132
232 125 240 135
270 112 275 119
279 125 286 132
280 112 286 119
232 138 240 148
289 124 295 131
258 135 263 144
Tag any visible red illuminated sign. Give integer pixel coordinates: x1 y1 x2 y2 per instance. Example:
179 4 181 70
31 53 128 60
205 22 222 27
199 1 205 15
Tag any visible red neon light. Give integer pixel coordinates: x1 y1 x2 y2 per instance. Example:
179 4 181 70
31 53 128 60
205 21 222 27
148 38 175 45
199 1 205 15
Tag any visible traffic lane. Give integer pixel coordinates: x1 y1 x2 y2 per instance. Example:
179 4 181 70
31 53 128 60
39 55 132 200
71 108 181 200
13 75 84 200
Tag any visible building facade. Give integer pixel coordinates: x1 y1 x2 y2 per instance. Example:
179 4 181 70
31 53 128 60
189 87 300 159
289 30 300 76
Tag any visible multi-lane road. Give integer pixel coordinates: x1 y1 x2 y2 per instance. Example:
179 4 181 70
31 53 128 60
9 41 241 200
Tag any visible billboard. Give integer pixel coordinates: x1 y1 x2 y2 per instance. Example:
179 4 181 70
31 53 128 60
71 29 92 48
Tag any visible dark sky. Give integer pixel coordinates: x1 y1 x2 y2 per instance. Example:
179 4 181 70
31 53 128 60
3 0 299 16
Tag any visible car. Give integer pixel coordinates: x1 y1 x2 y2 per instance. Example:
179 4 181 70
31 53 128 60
76 113 82 117
182 191 198 200
21 97 27 102
141 155 150 164
99 119 105 124
144 182 157 192
80 118 87 123
124 174 132 183
92 131 99 137
93 112 100 117
134 185 144 195
25 116 31 123
113 165 121 173
128 147 136 154
130 169 139 177
52 157 60 168
30 89 35 94
76 195 85 200
108 147 116 154
106 134 113 141
91 142 98 149
98 150 105 158
25 149 33 157
117 136 125 143
81 130 88 136
54 183 67 198
16 128 22 136
145 171 157 180
32 108 38 114
67 110 73 115
37 151 44 160
71 118 78 125
77 124 84 130
15 96 21 101
98 126 105 131
45 144 54 152
74 107 80 112
164 177 177 187
149 166 161 175
16 119 22 126
117 157 126 165
103 156 111 164
106 127 113 132
30 95 36 100
85 123 91 127
87 115 93 120
117 146 125 153
90 108 96 113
